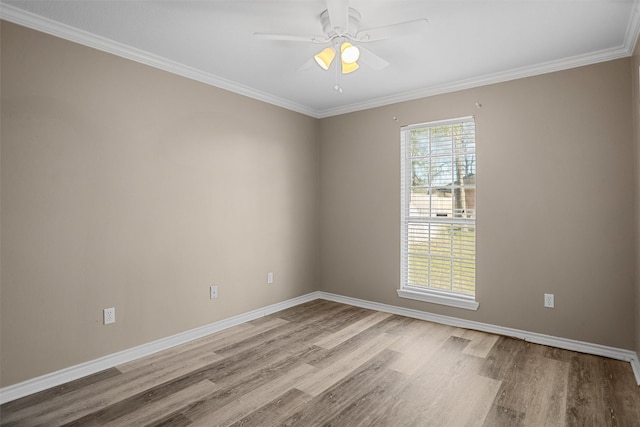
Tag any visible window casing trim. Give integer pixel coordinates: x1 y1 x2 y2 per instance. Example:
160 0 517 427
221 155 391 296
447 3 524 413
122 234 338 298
399 116 478 311
396 286 479 310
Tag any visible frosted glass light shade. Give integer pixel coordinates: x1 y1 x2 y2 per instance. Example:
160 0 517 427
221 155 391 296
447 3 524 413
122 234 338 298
340 42 360 64
314 47 336 70
341 60 359 74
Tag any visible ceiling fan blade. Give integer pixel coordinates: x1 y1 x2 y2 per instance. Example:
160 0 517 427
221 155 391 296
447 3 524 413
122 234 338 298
298 57 318 71
326 0 349 34
357 46 389 70
254 32 328 43
356 19 428 42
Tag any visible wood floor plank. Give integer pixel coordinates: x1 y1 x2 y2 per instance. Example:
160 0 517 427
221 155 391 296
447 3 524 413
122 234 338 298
602 357 640 424
0 368 122 413
146 412 193 427
388 320 456 375
302 321 390 370
300 314 416 372
317 367 411 426
2 350 224 426
229 388 312 427
313 310 392 349
373 314 423 335
116 319 280 373
415 373 502 426
452 328 501 359
280 348 400 427
149 328 323 423
115 333 227 377
397 336 502 426
274 300 362 326
98 379 219 426
482 404 526 427
566 353 640 426
271 299 335 322
205 325 325 386
379 315 427 336
188 363 317 426
2 300 639 427
212 317 325 358
302 305 375 333
297 332 399 397
479 335 528 381
527 358 569 427
485 342 569 427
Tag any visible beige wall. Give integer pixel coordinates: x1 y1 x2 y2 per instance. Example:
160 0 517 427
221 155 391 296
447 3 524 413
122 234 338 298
319 58 636 350
2 19 638 388
0 22 319 386
633 37 640 358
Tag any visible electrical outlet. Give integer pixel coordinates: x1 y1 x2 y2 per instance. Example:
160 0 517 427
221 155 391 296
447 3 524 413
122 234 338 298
267 272 273 284
103 307 115 325
210 285 218 299
544 293 554 308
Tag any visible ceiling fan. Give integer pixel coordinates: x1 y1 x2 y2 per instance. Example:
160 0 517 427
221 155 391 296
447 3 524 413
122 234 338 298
254 0 428 77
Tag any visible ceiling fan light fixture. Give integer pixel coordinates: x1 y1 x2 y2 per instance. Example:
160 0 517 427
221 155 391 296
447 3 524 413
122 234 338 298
341 60 359 74
314 47 336 70
340 42 360 64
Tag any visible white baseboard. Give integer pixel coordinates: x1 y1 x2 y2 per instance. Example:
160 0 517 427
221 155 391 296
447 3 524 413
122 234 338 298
0 292 322 404
317 292 640 386
1 290 637 404
631 354 640 385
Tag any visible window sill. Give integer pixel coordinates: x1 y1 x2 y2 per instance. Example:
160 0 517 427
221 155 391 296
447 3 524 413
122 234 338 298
397 288 479 311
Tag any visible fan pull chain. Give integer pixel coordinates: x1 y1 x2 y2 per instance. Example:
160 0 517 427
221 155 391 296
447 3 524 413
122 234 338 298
334 58 343 93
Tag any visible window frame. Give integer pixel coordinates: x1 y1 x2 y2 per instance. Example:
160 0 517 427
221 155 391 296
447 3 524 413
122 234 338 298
398 116 479 311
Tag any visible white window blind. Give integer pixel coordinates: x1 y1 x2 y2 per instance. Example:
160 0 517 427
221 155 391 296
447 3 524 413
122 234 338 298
399 117 478 310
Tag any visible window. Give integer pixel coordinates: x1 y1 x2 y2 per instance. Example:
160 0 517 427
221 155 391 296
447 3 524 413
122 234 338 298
398 117 478 310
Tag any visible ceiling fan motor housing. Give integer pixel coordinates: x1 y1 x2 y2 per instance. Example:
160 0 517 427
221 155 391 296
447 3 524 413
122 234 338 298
320 7 361 40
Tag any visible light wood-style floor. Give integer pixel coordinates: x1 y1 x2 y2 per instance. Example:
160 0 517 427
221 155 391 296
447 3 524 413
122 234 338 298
2 299 639 426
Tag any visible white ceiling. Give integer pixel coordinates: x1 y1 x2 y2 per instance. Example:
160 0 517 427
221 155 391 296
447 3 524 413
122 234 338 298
1 0 639 118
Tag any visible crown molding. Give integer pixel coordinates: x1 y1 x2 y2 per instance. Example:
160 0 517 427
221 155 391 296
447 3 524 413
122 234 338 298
0 3 320 118
624 0 640 54
318 0 640 118
2 0 639 120
317 44 633 118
